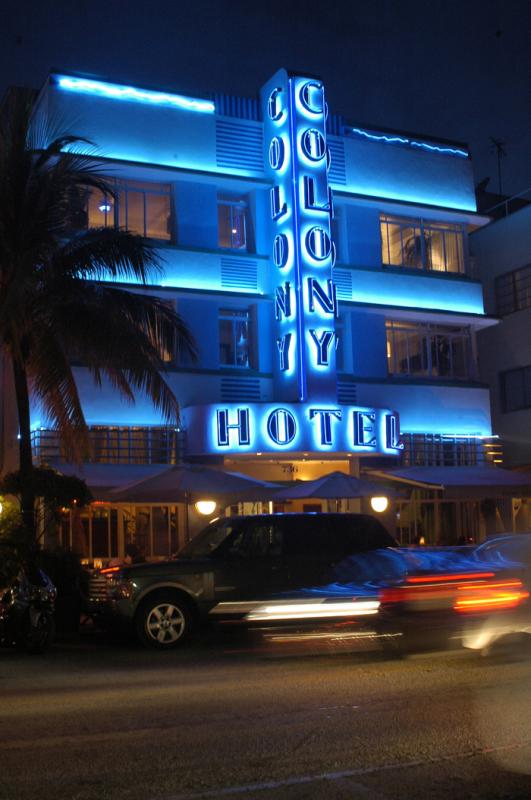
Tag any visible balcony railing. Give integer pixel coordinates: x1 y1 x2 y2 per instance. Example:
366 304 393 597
400 433 502 467
31 426 183 465
485 187 531 219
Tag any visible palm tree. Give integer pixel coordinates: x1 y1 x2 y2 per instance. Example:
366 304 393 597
0 90 197 535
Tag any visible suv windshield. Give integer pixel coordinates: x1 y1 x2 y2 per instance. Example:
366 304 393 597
178 520 237 558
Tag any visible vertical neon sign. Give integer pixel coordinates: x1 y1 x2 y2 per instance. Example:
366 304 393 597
261 70 336 403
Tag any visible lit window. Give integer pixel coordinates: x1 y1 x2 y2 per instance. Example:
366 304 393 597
219 308 253 368
86 180 172 240
146 300 176 365
218 198 248 250
385 321 470 379
380 216 465 274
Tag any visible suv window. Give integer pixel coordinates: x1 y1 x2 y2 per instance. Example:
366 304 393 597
180 513 395 561
282 517 347 558
179 520 236 558
348 515 398 550
282 514 395 558
226 521 284 559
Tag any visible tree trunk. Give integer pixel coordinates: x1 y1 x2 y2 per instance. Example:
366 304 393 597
11 355 36 537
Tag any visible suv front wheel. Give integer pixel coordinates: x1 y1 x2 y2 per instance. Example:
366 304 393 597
135 592 193 649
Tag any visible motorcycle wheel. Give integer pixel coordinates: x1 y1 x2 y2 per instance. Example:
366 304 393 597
16 613 56 654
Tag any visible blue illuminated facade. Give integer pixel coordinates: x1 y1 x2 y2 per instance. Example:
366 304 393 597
2 67 514 553
23 69 496 455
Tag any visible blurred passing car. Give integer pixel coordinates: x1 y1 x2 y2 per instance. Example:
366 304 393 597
373 541 529 654
461 533 531 656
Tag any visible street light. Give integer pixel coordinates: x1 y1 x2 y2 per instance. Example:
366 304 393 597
195 500 216 516
370 496 389 513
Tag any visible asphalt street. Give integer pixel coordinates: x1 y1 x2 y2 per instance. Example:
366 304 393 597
0 631 530 800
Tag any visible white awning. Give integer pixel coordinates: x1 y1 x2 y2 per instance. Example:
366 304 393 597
47 459 170 499
366 466 531 498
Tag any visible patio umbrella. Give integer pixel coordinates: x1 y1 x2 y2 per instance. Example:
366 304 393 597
108 465 280 543
273 471 399 501
108 464 279 504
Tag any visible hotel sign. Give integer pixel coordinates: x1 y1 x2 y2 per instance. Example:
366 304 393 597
261 69 336 403
183 403 401 456
183 71 402 459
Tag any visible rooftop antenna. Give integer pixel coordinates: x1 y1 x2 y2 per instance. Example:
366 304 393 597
489 137 507 195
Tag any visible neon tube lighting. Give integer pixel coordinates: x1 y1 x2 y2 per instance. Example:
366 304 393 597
57 77 215 113
440 434 498 440
350 127 468 158
403 431 493 438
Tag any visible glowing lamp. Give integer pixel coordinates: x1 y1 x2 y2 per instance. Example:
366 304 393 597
195 500 216 516
370 496 389 513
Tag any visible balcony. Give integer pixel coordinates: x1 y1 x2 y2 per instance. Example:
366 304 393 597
31 426 182 466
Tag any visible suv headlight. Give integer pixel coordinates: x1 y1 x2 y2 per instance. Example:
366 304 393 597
107 578 134 600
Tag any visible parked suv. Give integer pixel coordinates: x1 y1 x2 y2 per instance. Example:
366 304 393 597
97 513 397 649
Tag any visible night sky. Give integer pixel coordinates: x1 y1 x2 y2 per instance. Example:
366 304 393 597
1 0 530 197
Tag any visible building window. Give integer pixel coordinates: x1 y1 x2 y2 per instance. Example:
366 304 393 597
495 264 531 316
380 216 465 274
85 180 172 241
386 321 470 379
146 300 177 365
501 365 531 412
218 198 248 250
219 308 253 368
62 504 180 561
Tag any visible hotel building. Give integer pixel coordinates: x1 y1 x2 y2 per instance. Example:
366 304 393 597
2 68 528 560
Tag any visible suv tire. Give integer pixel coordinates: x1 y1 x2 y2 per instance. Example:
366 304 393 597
135 592 193 649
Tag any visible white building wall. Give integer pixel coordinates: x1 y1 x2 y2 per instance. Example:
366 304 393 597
471 205 531 466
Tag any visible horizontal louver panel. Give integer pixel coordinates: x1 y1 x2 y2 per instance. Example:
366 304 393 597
328 136 347 185
216 120 264 172
333 269 353 300
337 382 358 405
221 257 258 290
221 377 261 401
214 95 260 121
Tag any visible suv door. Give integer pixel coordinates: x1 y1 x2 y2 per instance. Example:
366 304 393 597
281 514 395 590
281 516 345 590
210 518 290 603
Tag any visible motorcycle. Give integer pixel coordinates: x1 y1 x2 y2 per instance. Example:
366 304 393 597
0 567 57 653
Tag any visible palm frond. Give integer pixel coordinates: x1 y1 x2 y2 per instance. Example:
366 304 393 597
0 87 197 468
34 282 197 423
54 227 163 283
27 329 90 460
33 135 95 168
